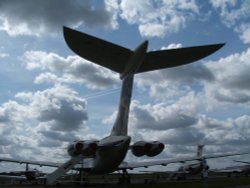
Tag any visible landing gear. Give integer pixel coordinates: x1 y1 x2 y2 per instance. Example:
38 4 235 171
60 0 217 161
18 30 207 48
118 169 131 185
78 169 89 185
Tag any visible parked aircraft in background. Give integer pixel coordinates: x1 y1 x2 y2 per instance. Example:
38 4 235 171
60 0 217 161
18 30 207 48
172 145 208 180
0 26 225 185
0 163 46 184
142 145 247 180
211 160 250 177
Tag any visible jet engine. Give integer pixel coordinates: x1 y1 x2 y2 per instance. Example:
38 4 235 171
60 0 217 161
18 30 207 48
131 141 165 157
67 140 98 157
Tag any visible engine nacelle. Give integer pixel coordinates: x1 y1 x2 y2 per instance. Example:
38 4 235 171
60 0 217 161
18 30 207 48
131 141 165 157
146 141 165 157
67 140 98 157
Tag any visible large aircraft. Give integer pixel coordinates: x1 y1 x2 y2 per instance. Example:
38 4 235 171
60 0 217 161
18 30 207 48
0 26 228 185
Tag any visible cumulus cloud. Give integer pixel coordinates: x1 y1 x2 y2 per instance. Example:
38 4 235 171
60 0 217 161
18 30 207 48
236 23 250 44
204 48 250 106
15 85 88 131
106 0 199 37
128 111 250 157
161 43 183 50
0 53 9 58
0 84 89 160
143 127 205 146
210 0 250 44
111 46 250 159
1 0 250 170
135 46 250 108
23 51 119 89
136 62 214 100
0 0 114 36
129 100 197 131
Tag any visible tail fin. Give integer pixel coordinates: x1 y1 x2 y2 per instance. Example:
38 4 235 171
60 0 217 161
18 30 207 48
25 163 29 171
110 74 134 136
110 41 148 136
197 145 204 158
63 26 225 136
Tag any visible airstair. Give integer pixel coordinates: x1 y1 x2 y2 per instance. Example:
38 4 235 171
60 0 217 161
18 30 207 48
46 155 83 185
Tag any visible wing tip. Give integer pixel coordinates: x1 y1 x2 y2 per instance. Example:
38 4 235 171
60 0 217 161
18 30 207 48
214 43 226 50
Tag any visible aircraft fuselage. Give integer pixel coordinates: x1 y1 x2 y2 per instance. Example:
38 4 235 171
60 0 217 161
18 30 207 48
91 136 131 173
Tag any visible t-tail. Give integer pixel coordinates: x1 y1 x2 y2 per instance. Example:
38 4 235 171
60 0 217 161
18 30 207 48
110 74 134 136
111 41 148 136
63 26 224 137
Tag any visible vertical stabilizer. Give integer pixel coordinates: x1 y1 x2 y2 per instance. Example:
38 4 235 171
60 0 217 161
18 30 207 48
25 163 29 171
110 41 148 136
197 145 204 158
111 74 134 136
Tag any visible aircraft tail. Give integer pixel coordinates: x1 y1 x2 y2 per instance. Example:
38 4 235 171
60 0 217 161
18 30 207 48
197 145 204 158
110 74 133 136
63 26 224 136
63 26 225 75
26 163 29 171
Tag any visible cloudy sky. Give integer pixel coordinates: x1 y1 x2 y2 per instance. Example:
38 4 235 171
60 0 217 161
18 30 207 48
0 0 250 172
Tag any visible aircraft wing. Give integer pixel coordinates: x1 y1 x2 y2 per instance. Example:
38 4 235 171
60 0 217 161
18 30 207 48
203 152 249 159
118 151 249 170
210 167 243 173
0 156 219 171
63 26 224 75
118 156 200 170
0 157 61 167
0 174 26 180
1 151 246 171
233 160 250 165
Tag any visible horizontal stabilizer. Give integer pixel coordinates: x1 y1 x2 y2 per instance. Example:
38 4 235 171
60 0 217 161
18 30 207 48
139 43 224 73
63 26 224 74
63 26 131 73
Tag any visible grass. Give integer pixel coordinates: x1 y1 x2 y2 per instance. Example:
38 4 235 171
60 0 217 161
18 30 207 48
125 177 250 188
1 176 250 187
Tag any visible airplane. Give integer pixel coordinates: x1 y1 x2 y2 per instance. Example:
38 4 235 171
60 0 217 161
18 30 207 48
141 145 245 180
211 160 250 177
0 26 227 185
173 145 209 180
0 163 46 184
